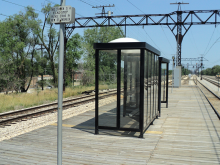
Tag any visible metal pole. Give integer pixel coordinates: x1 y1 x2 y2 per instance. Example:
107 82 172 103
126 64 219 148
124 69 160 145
41 44 44 91
57 0 66 165
218 73 219 92
201 55 203 80
172 56 175 93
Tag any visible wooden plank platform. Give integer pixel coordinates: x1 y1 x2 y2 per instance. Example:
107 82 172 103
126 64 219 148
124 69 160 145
0 86 220 164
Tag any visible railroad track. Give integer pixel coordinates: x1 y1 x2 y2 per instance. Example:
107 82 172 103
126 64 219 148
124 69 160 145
202 76 220 88
0 89 117 127
193 76 220 119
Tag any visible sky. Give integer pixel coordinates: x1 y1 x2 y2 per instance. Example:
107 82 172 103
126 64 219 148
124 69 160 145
1 0 220 71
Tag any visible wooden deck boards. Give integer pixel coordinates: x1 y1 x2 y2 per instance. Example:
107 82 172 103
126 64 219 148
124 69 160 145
0 86 220 164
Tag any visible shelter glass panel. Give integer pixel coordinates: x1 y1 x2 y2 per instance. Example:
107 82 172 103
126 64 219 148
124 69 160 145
147 52 152 122
155 56 158 115
98 50 117 127
161 63 167 102
144 50 149 128
151 53 155 119
121 49 140 129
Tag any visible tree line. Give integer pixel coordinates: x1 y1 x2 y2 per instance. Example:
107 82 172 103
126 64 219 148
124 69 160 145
0 3 124 93
201 65 220 76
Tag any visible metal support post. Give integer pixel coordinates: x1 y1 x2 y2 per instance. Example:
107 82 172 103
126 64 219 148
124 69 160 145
166 63 169 108
95 49 99 134
218 73 219 92
200 55 203 80
158 59 162 117
176 11 183 66
172 56 175 93
57 1 66 165
63 29 67 92
41 44 44 91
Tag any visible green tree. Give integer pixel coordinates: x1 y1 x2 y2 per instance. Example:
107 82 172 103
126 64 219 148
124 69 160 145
65 33 83 86
0 6 40 93
34 3 59 86
212 65 220 76
82 27 124 85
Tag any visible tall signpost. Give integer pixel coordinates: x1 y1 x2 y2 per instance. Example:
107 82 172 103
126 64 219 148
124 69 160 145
50 2 75 165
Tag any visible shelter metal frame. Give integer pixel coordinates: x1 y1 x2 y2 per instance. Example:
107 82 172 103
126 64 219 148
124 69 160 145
158 57 170 116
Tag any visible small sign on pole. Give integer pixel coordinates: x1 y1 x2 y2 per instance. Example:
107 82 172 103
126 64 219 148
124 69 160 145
50 6 75 24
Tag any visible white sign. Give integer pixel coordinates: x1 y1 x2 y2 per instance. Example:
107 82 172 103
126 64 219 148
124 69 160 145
50 6 75 24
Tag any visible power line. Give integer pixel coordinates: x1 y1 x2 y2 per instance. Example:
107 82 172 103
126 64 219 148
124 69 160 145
125 0 173 55
160 26 175 52
204 35 220 57
203 27 216 55
0 13 10 17
127 0 145 14
143 28 168 58
0 11 51 28
77 0 93 7
205 58 220 67
1 0 42 13
189 29 200 54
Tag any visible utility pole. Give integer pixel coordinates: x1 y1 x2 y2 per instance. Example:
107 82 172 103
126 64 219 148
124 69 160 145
92 4 114 17
200 54 203 80
170 2 189 66
187 63 189 75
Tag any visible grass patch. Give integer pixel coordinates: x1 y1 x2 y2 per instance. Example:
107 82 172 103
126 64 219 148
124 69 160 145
0 83 118 113
0 86 95 113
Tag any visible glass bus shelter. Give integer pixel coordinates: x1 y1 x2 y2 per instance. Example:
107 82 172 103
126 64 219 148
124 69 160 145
94 39 161 138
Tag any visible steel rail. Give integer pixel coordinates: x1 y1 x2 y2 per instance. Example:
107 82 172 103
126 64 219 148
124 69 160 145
202 76 220 89
0 90 117 126
193 77 220 119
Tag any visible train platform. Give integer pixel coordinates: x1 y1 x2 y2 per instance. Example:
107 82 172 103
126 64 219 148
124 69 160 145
0 85 220 164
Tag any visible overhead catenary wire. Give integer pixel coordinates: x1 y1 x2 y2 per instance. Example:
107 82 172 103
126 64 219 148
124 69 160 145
203 27 216 55
0 12 51 28
127 0 145 14
124 0 172 57
77 0 94 7
160 25 175 53
1 0 42 14
0 0 57 27
0 13 10 17
205 58 220 67
189 29 201 55
204 36 220 57
143 28 169 58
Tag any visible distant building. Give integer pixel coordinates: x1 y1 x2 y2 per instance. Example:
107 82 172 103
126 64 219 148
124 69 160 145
37 75 53 81
26 77 38 88
74 70 84 81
